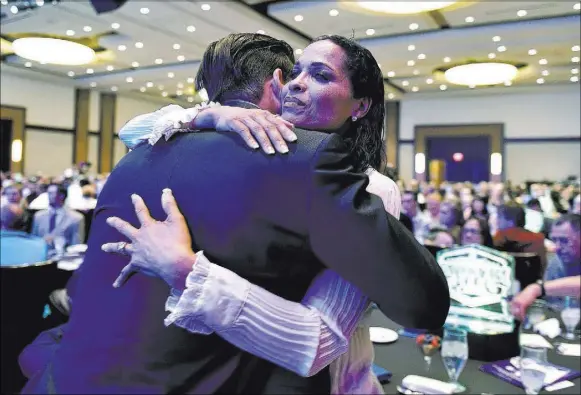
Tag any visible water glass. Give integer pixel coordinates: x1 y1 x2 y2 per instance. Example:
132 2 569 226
525 300 547 330
520 345 548 395
561 296 580 340
441 327 468 393
54 236 66 257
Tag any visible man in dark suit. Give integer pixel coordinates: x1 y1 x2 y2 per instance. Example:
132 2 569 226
23 34 449 394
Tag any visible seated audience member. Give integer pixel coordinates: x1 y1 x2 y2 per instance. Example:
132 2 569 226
469 196 490 222
510 275 581 321
571 194 581 215
545 214 581 281
402 190 430 243
425 192 442 228
424 228 456 248
31 184 85 249
461 193 474 221
0 204 48 265
460 216 494 248
2 184 23 206
439 199 463 241
525 198 552 236
494 202 547 270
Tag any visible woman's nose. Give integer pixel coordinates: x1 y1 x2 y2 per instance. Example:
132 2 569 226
288 75 307 93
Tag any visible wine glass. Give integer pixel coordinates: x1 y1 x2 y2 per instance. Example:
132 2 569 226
560 296 580 340
520 345 548 395
415 333 441 372
441 327 468 393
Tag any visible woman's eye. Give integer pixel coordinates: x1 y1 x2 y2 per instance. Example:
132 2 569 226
315 73 330 81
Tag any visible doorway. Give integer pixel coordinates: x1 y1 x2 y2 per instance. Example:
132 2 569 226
1 119 12 173
427 136 491 183
0 106 26 174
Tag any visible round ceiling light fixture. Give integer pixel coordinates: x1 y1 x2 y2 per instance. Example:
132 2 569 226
357 1 457 14
12 37 95 65
437 61 524 86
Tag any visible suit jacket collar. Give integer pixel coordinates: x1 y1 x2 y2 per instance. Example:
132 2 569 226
223 100 260 110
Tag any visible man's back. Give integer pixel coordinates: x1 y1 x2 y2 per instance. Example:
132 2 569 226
39 129 333 393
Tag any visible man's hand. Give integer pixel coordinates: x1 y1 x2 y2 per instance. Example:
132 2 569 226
510 283 542 321
101 189 196 291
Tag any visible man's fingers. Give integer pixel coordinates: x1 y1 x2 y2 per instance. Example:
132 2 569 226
101 242 134 256
229 120 259 150
252 115 289 154
106 217 137 239
113 263 137 288
131 194 154 227
161 189 184 223
240 118 275 155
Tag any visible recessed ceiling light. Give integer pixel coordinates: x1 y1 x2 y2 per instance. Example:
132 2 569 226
572 45 580 52
402 80 410 86
468 85 475 89
573 57 580 63
517 10 527 17
90 82 97 87
294 14 303 22
140 87 146 92
497 45 507 52
201 4 211 11
118 45 127 51
504 81 512 86
407 60 415 66
187 25 196 32
440 84 448 91
188 97 195 102
488 53 496 59
168 72 175 78
146 82 154 87
126 77 133 83
413 69 420 75
426 78 433 84
86 68 94 74
541 70 550 76
387 93 395 99
387 71 395 77
176 90 183 96
536 78 545 84
575 3 581 11
111 22 120 29
66 30 75 36
539 58 548 65
329 9 339 16
177 55 185 61
135 42 144 49
295 48 303 55
257 30 266 34
417 53 426 60
162 92 168 97
67 71 75 77
366 29 375 36
187 77 194 83
140 7 149 14
571 76 580 82
155 58 163 64
528 49 537 55
572 68 579 74
408 44 415 51
24 62 32 67
111 86 118 92
173 43 181 50
465 16 475 23
83 26 92 32
131 61 139 68
412 86 419 92
106 65 114 71
409 23 419 30
492 36 501 42
176 83 184 89
443 57 451 63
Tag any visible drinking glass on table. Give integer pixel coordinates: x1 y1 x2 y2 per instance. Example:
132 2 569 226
53 236 66 257
441 327 468 393
520 345 548 395
560 296 580 340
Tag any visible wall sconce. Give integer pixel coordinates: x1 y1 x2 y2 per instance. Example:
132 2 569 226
415 153 426 174
11 139 22 163
490 153 502 175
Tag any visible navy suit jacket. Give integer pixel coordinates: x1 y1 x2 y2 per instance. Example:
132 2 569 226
23 125 448 393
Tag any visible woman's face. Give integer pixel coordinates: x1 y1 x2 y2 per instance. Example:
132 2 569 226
281 40 360 131
473 199 485 213
461 219 483 245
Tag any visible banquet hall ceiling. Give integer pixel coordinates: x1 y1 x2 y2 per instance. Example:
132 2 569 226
0 0 579 104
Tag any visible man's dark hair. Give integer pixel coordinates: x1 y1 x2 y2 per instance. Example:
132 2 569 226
553 213 581 232
498 202 526 228
195 33 294 103
426 227 455 244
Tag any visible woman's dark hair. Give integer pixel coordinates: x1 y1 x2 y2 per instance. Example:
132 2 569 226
312 35 385 172
462 216 494 248
471 195 489 217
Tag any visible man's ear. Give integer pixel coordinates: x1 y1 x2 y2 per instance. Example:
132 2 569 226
352 97 372 120
271 68 285 98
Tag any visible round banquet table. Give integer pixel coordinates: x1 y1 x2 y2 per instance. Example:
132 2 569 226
369 310 581 395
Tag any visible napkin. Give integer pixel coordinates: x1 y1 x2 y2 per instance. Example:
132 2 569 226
401 375 457 394
534 318 562 339
519 333 554 349
557 343 581 357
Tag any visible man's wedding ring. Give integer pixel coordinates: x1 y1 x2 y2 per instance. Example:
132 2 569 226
118 242 128 255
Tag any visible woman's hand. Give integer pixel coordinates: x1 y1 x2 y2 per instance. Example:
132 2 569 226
101 189 196 291
184 106 297 154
